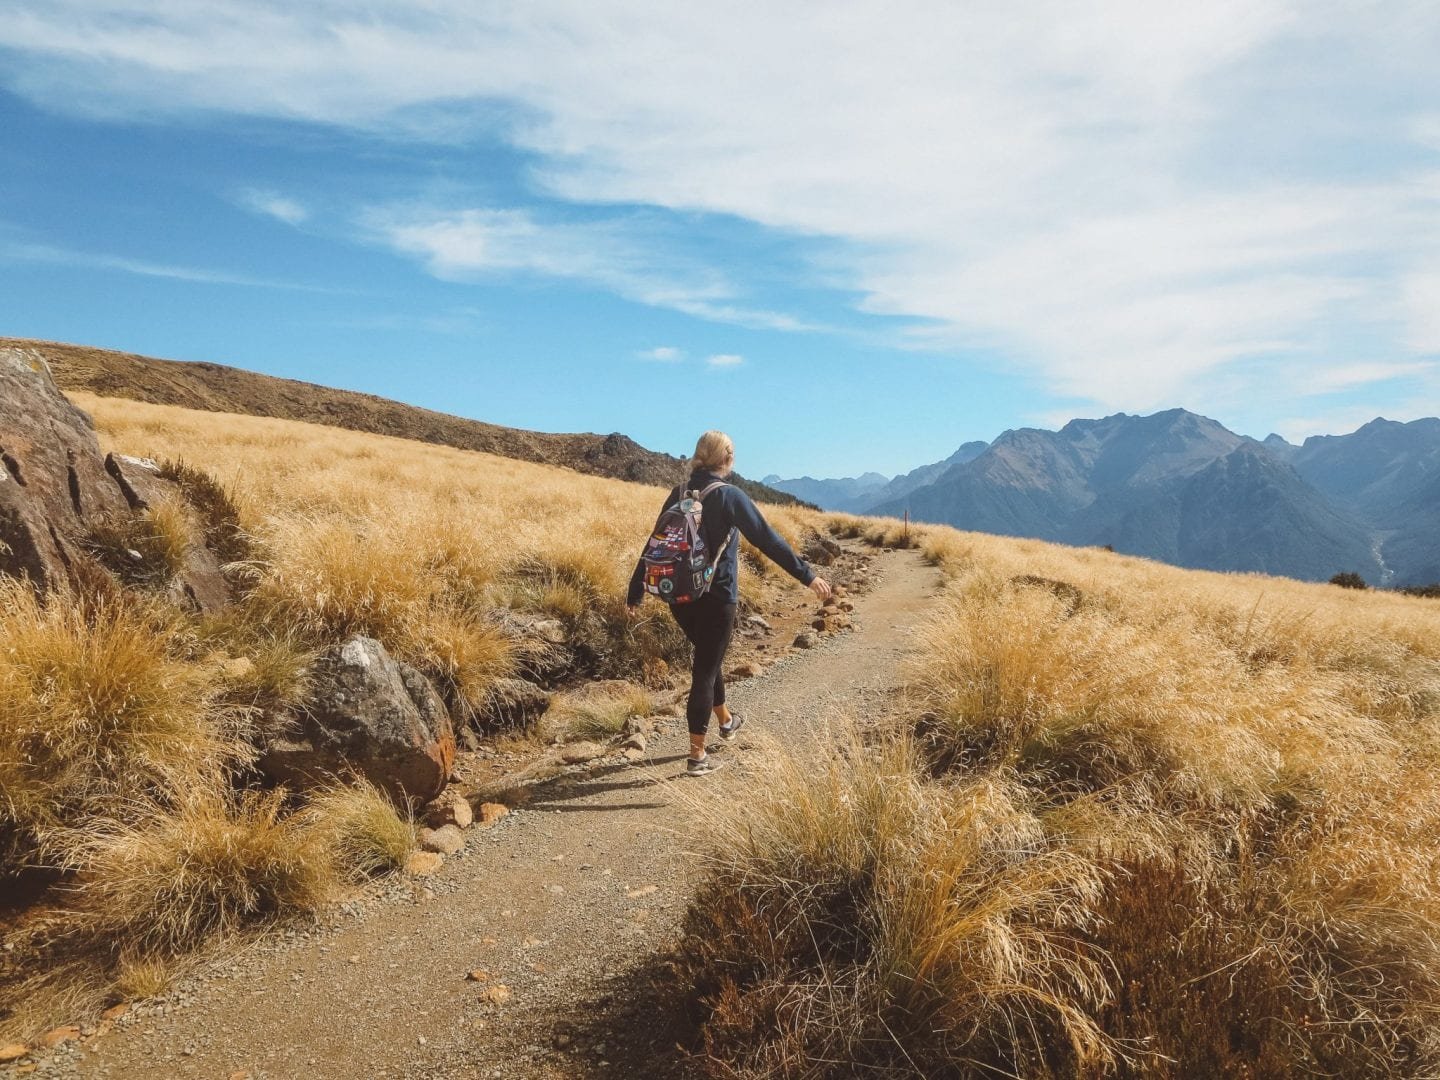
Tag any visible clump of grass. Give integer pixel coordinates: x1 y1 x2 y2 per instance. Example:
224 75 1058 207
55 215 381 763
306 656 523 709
157 457 253 572
80 498 195 588
673 726 1114 1077
541 683 653 742
0 582 235 867
303 780 415 881
71 791 333 955
111 953 175 1001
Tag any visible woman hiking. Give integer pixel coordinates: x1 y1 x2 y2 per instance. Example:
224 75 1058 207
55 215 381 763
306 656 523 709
627 430 831 776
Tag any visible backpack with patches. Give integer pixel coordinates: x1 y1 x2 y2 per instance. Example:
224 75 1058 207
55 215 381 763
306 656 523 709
640 481 732 604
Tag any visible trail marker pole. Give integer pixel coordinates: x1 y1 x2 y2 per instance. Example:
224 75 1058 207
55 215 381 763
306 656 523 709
903 509 909 544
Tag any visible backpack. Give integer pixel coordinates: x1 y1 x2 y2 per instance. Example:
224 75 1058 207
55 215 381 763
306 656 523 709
640 481 732 604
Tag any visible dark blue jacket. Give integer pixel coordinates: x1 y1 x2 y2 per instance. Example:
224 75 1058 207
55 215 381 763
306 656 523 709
627 470 815 606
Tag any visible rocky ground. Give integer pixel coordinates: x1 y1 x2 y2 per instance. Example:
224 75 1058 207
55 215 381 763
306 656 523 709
1 546 941 1079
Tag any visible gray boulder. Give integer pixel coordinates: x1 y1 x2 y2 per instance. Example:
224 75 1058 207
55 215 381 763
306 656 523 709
0 346 130 595
258 636 456 805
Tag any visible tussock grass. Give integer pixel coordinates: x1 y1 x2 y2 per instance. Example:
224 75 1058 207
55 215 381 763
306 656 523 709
675 727 1116 1076
71 791 333 955
540 683 653 742
303 780 415 881
111 954 176 1000
81 498 195 587
0 582 234 865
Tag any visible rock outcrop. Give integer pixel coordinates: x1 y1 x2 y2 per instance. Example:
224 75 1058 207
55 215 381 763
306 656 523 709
0 346 130 594
258 635 457 805
0 344 233 611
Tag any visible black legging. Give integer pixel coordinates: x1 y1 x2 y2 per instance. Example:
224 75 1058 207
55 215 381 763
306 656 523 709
670 592 738 737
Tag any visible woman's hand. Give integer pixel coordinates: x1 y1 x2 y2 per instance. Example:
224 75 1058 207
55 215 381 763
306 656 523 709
809 577 832 601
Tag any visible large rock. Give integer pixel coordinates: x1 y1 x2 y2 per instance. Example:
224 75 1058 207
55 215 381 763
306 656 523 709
0 346 130 594
258 635 456 805
0 346 233 612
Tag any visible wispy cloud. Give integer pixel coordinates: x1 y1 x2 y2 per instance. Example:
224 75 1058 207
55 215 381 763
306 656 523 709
369 205 812 330
639 346 682 361
3 1 1440 421
237 188 308 225
2 240 331 291
707 353 743 367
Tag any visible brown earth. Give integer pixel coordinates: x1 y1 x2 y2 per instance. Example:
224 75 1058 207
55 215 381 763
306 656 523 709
29 547 940 1080
7 338 808 508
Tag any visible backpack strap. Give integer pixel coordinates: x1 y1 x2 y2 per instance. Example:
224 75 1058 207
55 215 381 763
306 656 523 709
695 482 735 564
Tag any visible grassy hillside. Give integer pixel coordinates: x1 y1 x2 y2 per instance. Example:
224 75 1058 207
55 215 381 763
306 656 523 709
6 337 808 507
676 514 1440 1077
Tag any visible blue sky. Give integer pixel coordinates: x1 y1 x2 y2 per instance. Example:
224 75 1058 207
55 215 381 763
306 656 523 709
2 3 1438 481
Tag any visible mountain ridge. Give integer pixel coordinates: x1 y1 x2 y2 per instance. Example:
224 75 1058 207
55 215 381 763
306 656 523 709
778 407 1438 585
7 337 809 508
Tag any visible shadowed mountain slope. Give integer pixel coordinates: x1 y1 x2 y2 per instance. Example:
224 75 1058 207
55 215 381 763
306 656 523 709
873 409 1387 582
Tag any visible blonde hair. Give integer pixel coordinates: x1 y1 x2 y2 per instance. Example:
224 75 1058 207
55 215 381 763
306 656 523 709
689 430 735 475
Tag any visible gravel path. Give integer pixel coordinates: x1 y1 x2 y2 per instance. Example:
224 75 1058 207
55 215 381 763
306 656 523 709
48 548 942 1080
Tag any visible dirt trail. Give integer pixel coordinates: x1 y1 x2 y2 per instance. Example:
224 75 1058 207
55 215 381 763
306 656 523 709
69 548 943 1080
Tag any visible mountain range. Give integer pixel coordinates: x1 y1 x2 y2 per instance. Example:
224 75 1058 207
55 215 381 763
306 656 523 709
770 409 1439 585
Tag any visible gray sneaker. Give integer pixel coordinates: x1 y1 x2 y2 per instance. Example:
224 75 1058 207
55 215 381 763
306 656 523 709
686 755 722 776
718 714 745 741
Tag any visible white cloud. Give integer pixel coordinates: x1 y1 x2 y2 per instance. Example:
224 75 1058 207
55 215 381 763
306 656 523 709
639 346 681 361
2 239 329 291
238 188 309 225
4 1 1440 415
369 206 811 330
707 353 743 367
1402 267 1440 355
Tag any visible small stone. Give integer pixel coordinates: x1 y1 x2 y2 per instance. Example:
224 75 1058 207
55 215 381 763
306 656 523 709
625 885 658 899
744 614 772 630
793 631 818 649
101 1003 130 1021
466 970 491 982
417 1035 427 1047
559 741 604 764
478 802 509 825
0 1045 29 1063
418 825 465 855
522 936 542 948
555 1033 572 1047
425 794 474 831
623 748 644 762
620 732 646 752
727 661 761 679
479 984 511 1005
40 1026 80 1049
404 850 444 877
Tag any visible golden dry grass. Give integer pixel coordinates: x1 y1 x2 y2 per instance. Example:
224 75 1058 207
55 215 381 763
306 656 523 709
70 790 334 955
677 525 1440 1077
0 581 236 865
